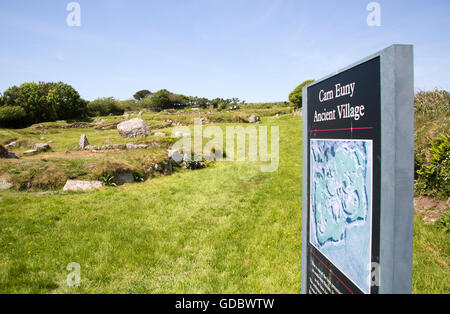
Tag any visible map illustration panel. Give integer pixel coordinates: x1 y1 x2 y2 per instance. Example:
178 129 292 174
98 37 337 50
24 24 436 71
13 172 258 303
310 139 372 293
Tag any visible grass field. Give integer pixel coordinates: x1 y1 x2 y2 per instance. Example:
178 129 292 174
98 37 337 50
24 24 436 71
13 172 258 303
0 114 448 293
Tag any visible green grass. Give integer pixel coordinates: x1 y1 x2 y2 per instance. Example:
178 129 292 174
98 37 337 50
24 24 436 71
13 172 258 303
412 216 450 293
0 115 448 293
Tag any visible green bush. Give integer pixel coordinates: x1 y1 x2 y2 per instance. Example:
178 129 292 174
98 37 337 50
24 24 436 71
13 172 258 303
1 82 87 127
117 99 143 112
46 82 87 120
289 80 315 109
415 133 450 198
141 90 172 112
87 97 124 116
437 212 450 233
0 105 27 127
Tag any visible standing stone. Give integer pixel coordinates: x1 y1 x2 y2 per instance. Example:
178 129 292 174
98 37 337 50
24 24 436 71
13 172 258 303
79 134 89 149
117 118 151 138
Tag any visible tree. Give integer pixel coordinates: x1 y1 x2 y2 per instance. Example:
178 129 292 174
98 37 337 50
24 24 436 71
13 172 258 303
168 93 188 107
0 81 87 126
46 82 87 119
289 79 315 108
133 90 152 101
18 82 56 124
87 97 123 116
196 97 210 108
143 89 172 111
0 106 27 128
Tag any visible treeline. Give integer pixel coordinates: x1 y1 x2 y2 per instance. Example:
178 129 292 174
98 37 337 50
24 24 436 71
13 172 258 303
132 89 245 111
88 89 248 116
0 83 247 128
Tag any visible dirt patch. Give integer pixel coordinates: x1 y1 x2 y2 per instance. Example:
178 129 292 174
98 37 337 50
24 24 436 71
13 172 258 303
415 196 449 223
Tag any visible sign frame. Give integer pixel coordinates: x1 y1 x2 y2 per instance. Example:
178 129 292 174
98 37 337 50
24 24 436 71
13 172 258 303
301 45 414 294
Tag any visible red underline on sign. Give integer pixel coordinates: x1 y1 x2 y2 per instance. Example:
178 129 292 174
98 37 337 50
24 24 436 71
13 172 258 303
310 249 354 294
310 127 373 132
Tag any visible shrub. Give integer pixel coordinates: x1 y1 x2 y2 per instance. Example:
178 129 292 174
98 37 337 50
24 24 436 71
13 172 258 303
415 89 449 119
415 89 450 157
87 97 124 116
0 106 27 128
289 80 315 109
437 212 450 233
1 82 87 127
117 99 143 112
415 133 450 198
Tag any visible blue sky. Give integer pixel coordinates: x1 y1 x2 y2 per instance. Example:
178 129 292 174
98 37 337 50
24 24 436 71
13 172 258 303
0 0 449 102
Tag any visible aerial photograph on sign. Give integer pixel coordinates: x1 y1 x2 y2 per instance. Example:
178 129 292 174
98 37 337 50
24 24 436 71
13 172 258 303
310 139 373 293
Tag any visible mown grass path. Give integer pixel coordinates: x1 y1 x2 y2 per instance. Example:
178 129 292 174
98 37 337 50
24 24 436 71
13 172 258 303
0 116 448 293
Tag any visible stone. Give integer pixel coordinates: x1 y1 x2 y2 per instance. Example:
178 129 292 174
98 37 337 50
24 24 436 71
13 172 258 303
112 144 125 150
174 131 190 137
294 110 302 117
138 111 144 116
114 172 134 185
0 145 8 158
0 177 13 190
23 149 38 156
154 132 166 137
79 134 89 149
6 152 19 159
248 114 261 123
101 145 113 150
126 143 148 150
93 118 106 124
154 163 164 172
205 148 224 161
117 118 151 138
5 141 17 149
34 143 50 152
63 180 103 192
168 150 183 163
